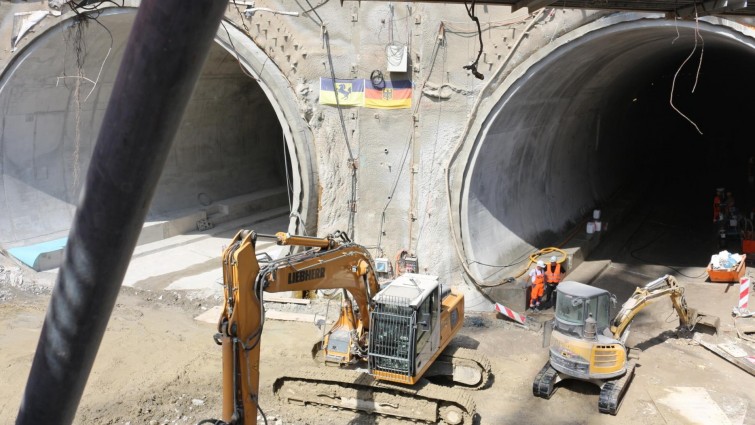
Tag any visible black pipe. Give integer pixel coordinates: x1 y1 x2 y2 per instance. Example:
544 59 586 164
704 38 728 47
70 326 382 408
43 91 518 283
16 1 229 423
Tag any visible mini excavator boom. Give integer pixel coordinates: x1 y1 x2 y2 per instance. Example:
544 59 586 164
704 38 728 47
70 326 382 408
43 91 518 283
533 275 719 415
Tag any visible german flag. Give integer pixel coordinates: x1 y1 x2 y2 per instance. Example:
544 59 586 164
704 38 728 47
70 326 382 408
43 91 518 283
365 80 412 109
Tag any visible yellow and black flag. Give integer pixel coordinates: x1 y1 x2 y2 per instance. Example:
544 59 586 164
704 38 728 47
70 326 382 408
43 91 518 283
319 78 364 106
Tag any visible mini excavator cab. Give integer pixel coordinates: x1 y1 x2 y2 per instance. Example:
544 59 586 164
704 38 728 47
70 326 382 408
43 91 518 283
553 283 613 341
548 282 626 381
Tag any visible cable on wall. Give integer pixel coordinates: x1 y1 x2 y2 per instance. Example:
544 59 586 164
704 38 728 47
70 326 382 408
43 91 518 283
375 24 445 258
301 0 358 239
444 9 546 295
462 0 484 80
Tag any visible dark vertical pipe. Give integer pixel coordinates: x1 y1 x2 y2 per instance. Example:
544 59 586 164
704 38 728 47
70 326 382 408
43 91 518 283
16 1 229 423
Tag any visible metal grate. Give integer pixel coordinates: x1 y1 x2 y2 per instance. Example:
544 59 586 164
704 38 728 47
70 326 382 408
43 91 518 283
368 296 415 377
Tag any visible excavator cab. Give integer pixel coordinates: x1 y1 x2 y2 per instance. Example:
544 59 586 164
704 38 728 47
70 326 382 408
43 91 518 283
546 282 628 382
368 274 443 385
553 282 614 341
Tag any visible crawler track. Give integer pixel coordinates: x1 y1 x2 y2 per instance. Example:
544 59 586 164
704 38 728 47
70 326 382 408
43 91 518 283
532 361 560 398
598 359 636 415
438 345 492 389
274 367 476 424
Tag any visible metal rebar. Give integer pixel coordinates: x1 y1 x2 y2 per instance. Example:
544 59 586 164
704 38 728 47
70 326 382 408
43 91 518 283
16 1 229 423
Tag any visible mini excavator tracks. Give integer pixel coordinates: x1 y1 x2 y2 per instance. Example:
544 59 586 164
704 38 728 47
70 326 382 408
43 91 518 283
273 367 476 425
532 359 637 415
598 359 636 415
532 362 561 399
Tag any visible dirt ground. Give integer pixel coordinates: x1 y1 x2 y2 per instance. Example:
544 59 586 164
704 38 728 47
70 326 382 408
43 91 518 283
1 250 754 425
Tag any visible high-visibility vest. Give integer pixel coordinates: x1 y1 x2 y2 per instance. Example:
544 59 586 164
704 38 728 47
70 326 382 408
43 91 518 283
531 270 544 287
545 263 563 284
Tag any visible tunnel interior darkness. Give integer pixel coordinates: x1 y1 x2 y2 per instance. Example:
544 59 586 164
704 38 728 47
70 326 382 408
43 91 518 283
0 10 290 248
462 18 755 282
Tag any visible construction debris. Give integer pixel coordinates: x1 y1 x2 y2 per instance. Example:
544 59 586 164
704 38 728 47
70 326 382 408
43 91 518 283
694 333 755 377
707 252 747 283
0 266 23 287
734 317 755 343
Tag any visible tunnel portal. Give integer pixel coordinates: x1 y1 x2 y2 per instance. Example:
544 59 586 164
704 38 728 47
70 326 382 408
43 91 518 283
461 18 755 284
0 9 301 259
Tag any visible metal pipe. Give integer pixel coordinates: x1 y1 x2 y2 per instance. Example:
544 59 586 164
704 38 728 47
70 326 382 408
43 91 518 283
16 1 229 423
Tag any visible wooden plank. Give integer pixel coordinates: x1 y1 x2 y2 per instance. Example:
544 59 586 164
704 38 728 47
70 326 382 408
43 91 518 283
195 306 330 325
263 296 310 305
265 309 325 323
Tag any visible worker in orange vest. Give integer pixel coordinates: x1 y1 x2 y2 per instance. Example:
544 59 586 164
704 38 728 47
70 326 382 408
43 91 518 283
528 260 545 311
544 256 566 309
713 188 724 222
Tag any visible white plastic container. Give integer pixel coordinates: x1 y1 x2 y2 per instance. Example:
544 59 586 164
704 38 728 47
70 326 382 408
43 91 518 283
586 222 595 234
594 221 602 232
593 209 601 220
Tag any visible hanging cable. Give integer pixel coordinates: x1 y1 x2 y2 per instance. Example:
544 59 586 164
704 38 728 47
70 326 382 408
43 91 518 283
444 9 546 296
669 7 703 135
413 32 446 254
282 133 293 213
302 0 357 239
375 24 445 258
462 0 484 80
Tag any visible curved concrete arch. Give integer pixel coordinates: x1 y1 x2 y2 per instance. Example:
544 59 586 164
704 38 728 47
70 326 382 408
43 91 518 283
213 20 318 236
0 7 317 249
455 15 755 284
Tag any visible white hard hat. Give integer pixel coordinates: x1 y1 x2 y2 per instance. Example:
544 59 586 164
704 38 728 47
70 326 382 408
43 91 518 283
537 260 545 268
550 256 557 263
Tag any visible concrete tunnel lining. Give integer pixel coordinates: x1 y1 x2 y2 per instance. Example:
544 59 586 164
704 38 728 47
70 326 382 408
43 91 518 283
0 8 317 256
458 15 755 285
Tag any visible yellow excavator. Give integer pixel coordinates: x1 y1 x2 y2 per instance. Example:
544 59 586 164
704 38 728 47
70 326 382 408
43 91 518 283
211 229 490 425
533 275 719 415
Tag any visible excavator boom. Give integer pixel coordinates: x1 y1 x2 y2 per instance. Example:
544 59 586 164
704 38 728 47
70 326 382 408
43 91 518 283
213 229 488 424
611 275 719 338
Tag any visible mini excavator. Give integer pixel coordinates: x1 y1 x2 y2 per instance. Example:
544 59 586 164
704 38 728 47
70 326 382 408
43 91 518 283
211 229 490 425
532 275 719 415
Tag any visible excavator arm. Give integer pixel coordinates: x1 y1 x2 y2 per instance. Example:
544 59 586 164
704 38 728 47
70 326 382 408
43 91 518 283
216 229 381 424
610 275 716 339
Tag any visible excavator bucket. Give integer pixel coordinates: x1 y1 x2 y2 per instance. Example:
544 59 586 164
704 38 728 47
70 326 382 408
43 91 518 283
688 308 720 335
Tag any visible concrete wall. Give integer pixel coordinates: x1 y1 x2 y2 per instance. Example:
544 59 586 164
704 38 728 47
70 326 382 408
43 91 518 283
3 1 755 309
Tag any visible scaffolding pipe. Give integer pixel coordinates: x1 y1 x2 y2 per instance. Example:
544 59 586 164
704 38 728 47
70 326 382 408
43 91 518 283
16 1 229 423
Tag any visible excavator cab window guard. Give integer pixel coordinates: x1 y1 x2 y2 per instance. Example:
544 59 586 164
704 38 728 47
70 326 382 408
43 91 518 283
256 253 273 264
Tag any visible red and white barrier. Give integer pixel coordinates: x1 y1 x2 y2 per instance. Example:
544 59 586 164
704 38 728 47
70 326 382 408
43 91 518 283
495 303 527 325
733 277 753 317
740 277 750 310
